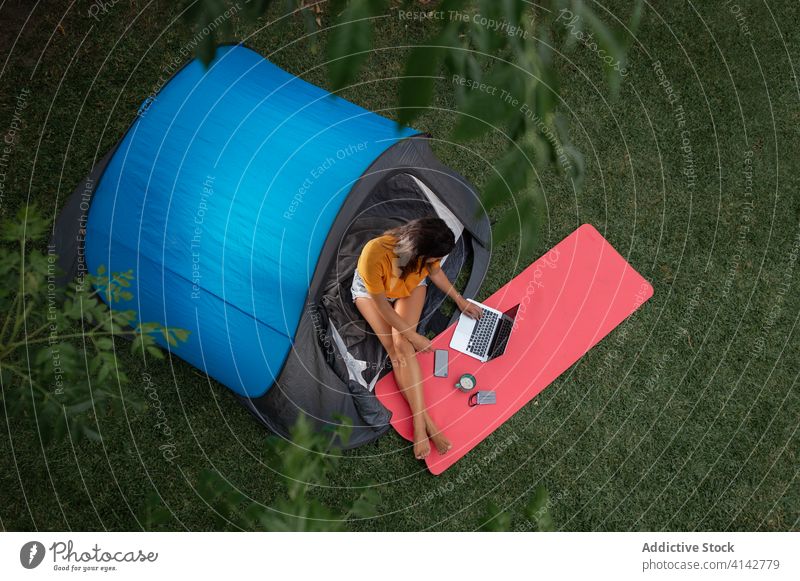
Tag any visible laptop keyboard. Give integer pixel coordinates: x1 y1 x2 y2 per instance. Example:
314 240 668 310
467 310 499 356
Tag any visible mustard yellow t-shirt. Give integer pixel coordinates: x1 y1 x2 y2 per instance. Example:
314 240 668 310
356 235 441 299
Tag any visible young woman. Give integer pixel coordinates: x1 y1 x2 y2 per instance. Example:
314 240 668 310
351 217 483 460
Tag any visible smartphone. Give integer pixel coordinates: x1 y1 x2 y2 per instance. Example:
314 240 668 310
434 349 448 377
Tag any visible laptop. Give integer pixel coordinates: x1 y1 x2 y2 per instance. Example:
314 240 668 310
450 299 520 362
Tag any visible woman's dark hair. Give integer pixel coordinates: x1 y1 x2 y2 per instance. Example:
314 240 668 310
384 217 455 278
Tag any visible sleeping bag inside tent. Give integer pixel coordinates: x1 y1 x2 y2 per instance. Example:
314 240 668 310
52 44 491 448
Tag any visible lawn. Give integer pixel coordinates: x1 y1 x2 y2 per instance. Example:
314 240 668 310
0 0 798 531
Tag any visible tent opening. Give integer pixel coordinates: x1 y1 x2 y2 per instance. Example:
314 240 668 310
316 171 471 392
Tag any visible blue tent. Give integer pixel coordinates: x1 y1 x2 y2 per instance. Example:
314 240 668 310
55 44 491 446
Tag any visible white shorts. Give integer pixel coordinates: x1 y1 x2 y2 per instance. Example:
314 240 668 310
350 268 428 303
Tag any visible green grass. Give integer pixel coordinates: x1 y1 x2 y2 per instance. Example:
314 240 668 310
1 0 798 531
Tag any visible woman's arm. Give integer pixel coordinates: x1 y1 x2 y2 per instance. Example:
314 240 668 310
428 265 482 319
368 291 432 352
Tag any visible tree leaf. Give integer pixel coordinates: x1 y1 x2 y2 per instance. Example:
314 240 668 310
492 189 543 262
397 45 443 125
196 33 216 68
1 206 48 242
94 337 114 351
524 485 555 531
578 5 625 99
327 0 382 91
147 346 165 360
348 488 380 520
82 426 102 442
452 65 521 141
66 399 96 415
172 328 191 343
482 143 535 212
161 328 178 347
477 500 512 531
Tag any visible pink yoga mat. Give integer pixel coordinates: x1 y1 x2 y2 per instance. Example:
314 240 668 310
375 224 654 474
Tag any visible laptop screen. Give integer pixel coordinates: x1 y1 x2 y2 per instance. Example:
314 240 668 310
486 303 520 360
503 304 520 320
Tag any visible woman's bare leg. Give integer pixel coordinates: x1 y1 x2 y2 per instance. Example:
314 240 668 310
355 295 430 459
393 287 452 455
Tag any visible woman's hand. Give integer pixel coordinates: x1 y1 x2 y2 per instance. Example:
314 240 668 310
408 332 433 353
457 297 483 319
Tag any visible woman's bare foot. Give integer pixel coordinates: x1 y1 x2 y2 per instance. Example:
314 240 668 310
413 421 430 459
425 414 452 454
